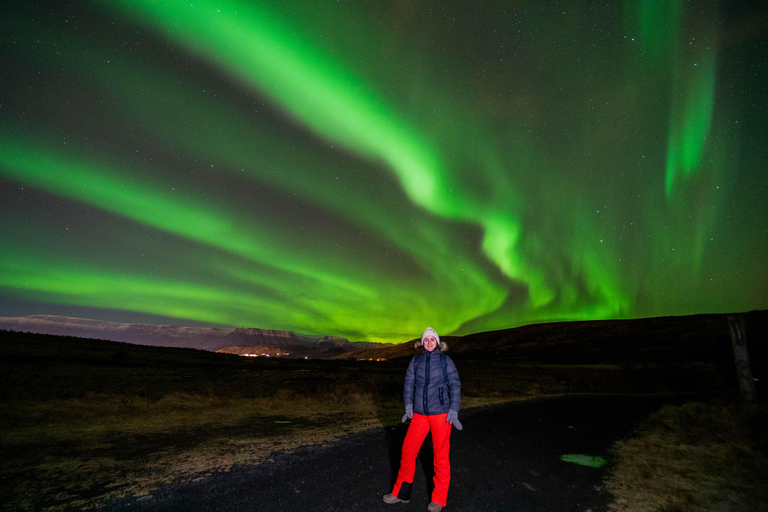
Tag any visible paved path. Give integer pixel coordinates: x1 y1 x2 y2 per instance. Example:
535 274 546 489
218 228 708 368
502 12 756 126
105 395 681 512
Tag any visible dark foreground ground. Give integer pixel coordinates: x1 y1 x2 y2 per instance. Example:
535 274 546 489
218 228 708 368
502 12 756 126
101 394 697 512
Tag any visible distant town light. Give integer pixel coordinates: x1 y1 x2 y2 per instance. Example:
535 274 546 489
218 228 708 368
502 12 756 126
239 351 290 357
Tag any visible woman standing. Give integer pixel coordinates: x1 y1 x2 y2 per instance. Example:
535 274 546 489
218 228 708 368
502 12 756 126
383 327 462 512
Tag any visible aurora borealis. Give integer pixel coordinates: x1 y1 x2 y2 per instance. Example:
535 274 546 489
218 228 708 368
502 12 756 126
1 1 766 343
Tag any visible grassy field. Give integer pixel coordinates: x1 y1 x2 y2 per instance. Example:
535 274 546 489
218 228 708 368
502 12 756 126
606 401 768 511
0 328 757 510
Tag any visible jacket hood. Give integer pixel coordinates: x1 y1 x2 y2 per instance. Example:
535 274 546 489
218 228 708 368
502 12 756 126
414 342 448 354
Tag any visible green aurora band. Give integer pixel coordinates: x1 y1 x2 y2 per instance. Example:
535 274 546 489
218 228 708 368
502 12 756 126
1 1 765 342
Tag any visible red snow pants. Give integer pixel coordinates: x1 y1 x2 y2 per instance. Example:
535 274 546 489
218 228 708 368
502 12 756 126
391 413 452 506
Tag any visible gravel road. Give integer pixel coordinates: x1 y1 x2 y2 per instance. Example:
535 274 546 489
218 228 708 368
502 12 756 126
104 395 681 512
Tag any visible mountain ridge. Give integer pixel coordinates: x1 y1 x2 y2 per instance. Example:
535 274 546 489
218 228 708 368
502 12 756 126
0 314 388 357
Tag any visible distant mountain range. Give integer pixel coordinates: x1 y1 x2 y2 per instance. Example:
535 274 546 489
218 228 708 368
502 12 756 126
2 311 766 366
0 315 387 358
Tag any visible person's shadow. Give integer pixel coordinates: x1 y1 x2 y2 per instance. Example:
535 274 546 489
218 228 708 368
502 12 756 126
384 422 436 499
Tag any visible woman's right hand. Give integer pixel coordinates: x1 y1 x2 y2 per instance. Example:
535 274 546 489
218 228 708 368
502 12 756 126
401 404 413 422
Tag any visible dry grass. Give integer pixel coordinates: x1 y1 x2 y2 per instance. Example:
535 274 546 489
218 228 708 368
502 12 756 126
1 388 514 511
1 390 386 511
605 401 768 512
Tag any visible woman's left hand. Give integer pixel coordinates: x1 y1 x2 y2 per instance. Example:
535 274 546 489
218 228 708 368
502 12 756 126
401 404 414 423
446 409 463 430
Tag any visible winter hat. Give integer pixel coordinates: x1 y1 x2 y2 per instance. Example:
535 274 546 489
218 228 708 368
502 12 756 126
416 326 447 352
421 327 440 345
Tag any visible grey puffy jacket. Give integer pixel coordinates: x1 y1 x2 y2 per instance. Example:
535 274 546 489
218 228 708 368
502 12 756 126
404 349 461 416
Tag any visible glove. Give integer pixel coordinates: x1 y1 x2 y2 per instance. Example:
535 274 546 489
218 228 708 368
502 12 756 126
401 404 413 423
446 409 463 430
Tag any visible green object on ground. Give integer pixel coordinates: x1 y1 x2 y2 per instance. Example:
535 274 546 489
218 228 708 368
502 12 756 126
560 454 607 468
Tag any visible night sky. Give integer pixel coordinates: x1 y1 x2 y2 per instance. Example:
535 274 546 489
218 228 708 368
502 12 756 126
1 1 766 343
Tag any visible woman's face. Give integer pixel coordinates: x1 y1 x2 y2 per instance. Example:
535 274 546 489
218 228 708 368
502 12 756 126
423 335 438 352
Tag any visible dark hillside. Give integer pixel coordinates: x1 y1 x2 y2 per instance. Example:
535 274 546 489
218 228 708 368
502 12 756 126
453 311 767 365
342 311 767 398
346 311 766 366
0 330 400 404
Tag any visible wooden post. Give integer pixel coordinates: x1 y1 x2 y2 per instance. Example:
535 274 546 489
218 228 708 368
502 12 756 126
728 315 757 415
